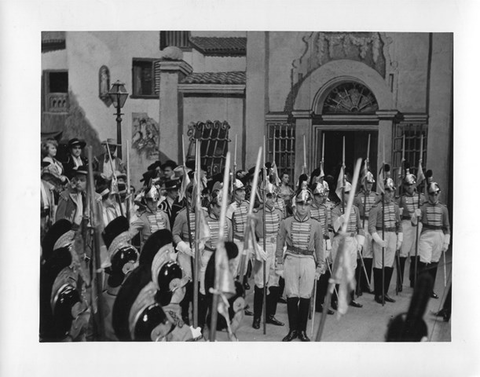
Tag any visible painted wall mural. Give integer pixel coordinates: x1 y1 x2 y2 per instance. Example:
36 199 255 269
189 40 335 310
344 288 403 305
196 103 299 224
131 113 160 160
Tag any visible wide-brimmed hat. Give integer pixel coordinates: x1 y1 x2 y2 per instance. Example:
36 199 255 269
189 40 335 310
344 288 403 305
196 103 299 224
73 165 88 176
101 138 120 147
68 138 86 149
164 178 180 191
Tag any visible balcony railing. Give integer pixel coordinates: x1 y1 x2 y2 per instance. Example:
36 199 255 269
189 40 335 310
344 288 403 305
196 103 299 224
47 93 68 112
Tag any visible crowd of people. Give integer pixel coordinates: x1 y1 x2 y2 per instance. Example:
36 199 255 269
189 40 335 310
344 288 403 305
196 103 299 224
39 136 451 342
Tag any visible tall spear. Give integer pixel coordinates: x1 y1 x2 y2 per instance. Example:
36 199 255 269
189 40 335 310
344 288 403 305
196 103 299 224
105 142 124 217
381 136 386 306
231 135 237 195
413 134 424 288
86 146 105 340
262 136 267 334
316 158 362 341
395 134 406 294
303 134 307 175
193 140 202 328
126 140 131 220
209 152 231 341
342 136 346 213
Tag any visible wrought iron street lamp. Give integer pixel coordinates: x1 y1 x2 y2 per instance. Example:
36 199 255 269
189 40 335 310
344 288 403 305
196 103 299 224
108 80 128 159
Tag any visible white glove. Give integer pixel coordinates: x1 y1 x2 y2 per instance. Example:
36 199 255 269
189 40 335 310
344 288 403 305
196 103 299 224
372 232 387 248
333 214 346 232
326 239 332 251
356 234 365 252
275 262 284 278
189 326 203 340
315 263 326 280
176 241 193 257
396 233 403 251
443 234 451 252
414 208 422 218
410 213 418 226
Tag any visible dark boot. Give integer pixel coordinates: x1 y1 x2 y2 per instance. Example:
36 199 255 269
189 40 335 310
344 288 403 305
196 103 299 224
355 261 363 296
252 285 264 329
297 298 311 341
331 284 339 310
398 257 407 292
429 262 439 298
266 286 284 326
410 256 419 287
180 281 192 325
198 293 208 330
373 268 383 304
383 267 396 303
316 269 330 312
361 258 374 293
350 290 363 308
282 297 299 341
278 277 287 304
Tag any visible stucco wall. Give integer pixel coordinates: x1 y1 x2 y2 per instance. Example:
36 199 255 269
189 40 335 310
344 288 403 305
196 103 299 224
182 95 244 168
42 49 68 70
66 31 163 188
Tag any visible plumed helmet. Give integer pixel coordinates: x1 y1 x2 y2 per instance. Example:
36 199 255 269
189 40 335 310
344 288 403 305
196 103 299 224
144 184 160 201
133 303 169 341
365 171 375 183
264 181 277 196
154 261 185 306
295 189 313 204
128 281 170 341
427 182 441 194
102 216 130 249
385 177 396 192
42 219 73 261
404 173 417 185
108 245 140 288
210 187 226 207
140 229 173 267
344 181 353 193
233 179 245 191
313 182 326 196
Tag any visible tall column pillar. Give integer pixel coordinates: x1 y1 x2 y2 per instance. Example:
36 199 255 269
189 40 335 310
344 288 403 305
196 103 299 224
158 60 193 162
376 110 399 169
292 110 313 182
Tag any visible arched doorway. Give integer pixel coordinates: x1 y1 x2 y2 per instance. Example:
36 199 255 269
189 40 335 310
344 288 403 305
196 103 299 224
312 80 379 191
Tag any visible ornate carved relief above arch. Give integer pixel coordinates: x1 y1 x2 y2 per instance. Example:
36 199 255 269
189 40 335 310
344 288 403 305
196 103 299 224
285 32 395 112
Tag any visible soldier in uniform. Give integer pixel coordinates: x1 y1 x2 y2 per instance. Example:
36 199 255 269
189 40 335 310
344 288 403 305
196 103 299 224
353 171 380 294
198 189 233 331
276 189 325 342
250 182 285 329
310 182 334 315
101 216 140 340
172 183 196 324
226 179 250 282
137 184 170 248
332 181 365 308
93 138 126 180
397 171 426 290
368 178 403 304
417 182 450 299
158 178 181 227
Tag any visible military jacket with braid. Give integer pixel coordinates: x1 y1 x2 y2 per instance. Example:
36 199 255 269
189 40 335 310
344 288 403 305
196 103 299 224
172 206 197 246
138 208 170 242
275 212 324 264
254 205 283 242
310 202 331 239
368 200 402 234
204 210 233 251
331 204 364 236
226 200 250 240
354 190 381 221
397 192 426 220
419 201 450 234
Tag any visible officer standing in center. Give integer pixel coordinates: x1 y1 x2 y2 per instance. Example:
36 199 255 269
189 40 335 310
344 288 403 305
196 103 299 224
276 189 325 342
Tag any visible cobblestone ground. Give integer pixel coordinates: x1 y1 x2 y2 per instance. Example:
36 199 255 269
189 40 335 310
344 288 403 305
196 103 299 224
212 252 451 342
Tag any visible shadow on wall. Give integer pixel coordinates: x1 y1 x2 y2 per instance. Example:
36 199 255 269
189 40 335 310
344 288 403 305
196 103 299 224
62 91 103 157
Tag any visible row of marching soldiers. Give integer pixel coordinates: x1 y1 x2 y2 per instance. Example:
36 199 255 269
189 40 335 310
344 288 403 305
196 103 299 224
39 136 451 342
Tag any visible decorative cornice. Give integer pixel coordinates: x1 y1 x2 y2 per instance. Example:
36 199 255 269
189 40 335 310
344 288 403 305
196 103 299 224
291 110 313 119
320 114 379 123
398 113 429 123
178 84 245 95
158 61 193 76
375 110 399 120
266 113 289 123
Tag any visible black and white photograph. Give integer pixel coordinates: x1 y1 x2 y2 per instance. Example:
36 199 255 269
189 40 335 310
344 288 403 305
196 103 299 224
2 0 479 376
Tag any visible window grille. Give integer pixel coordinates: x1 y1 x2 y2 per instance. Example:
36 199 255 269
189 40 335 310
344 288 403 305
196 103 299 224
322 82 378 114
268 123 295 181
187 120 231 178
160 31 191 50
392 122 428 191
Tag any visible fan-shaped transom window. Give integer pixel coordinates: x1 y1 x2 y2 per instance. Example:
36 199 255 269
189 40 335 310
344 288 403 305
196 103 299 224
321 82 378 114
